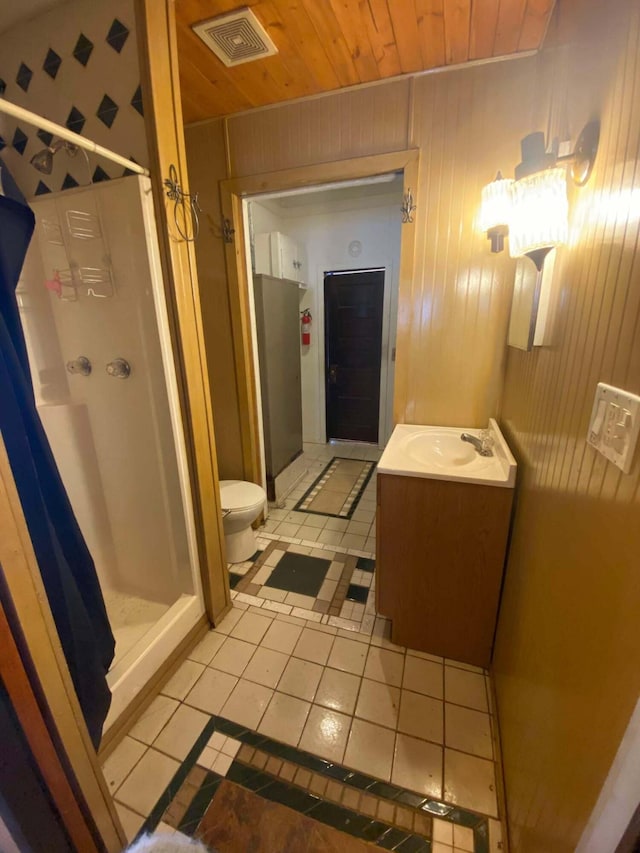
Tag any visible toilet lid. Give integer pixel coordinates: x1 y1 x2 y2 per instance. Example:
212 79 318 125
219 479 265 511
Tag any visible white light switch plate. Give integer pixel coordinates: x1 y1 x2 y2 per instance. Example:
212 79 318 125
587 382 640 473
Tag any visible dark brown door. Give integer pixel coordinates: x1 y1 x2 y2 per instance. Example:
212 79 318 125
325 269 385 443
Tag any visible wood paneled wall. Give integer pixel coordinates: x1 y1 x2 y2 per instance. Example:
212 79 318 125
493 0 640 849
184 119 245 480
186 57 540 481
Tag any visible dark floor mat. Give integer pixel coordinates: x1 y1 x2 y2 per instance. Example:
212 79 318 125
264 551 330 597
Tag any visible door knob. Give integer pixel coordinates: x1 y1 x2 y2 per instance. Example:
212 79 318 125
66 356 92 376
329 364 338 384
106 358 131 379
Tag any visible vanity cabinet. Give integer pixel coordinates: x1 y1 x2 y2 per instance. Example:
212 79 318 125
375 473 514 667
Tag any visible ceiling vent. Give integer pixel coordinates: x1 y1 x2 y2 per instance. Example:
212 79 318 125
192 8 278 68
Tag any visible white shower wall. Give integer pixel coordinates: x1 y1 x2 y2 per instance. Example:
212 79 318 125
20 177 190 604
17 176 204 725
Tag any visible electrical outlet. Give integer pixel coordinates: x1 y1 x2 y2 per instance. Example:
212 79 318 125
587 382 640 473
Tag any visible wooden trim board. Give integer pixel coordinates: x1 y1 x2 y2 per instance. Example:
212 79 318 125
219 148 420 485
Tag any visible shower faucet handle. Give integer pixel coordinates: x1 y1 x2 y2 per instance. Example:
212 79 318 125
106 358 131 379
66 356 92 376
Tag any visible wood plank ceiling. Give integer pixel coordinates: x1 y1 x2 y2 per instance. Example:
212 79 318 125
176 0 556 123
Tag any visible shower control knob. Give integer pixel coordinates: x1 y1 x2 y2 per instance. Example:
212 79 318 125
106 358 131 379
66 356 92 376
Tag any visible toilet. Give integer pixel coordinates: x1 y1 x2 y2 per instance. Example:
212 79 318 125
219 479 267 563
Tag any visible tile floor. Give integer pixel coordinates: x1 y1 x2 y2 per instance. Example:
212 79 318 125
104 442 505 852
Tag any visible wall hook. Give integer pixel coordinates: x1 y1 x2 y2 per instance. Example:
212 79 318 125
401 189 416 224
163 164 200 242
222 218 235 244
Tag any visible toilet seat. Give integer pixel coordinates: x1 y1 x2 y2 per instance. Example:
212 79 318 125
220 480 265 513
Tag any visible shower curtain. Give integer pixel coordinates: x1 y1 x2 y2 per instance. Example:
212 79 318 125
0 160 114 747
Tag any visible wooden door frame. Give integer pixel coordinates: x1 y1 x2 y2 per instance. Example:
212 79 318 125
323 268 386 445
220 148 419 485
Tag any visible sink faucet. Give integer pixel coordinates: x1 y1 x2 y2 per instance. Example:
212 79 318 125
460 432 494 457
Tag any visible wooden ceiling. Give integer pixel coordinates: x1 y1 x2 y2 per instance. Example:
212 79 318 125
176 0 556 123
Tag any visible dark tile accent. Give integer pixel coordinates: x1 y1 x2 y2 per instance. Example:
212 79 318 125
92 165 110 183
73 33 94 66
35 181 51 196
368 781 402 801
264 551 330 597
0 78 6 95
96 94 118 128
0 136 6 152
229 572 243 589
258 778 319 813
61 173 79 190
43 48 62 79
237 730 268 748
12 128 28 155
346 584 369 603
136 716 217 841
226 762 260 788
360 820 391 843
177 771 221 834
214 718 248 739
447 807 482 827
378 826 411 849
395 791 428 810
396 834 431 851
37 129 54 147
106 18 130 53
131 84 144 116
249 549 262 561
343 771 376 790
16 63 33 92
306 800 373 838
322 763 352 782
357 557 376 573
65 106 85 134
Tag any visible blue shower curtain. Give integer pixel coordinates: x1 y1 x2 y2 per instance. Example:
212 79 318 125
0 162 114 747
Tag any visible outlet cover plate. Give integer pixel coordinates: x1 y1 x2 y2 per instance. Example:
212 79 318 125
587 382 640 473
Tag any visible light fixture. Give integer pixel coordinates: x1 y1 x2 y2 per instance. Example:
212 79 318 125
30 138 79 174
509 167 569 270
479 171 514 253
482 122 599 270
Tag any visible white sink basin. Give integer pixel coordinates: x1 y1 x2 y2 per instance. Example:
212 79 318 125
378 419 516 487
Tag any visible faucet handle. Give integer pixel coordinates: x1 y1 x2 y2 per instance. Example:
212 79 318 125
479 429 494 454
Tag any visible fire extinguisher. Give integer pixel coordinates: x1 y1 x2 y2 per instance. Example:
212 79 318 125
301 309 312 346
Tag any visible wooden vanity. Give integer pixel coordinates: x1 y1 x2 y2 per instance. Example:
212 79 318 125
375 422 516 668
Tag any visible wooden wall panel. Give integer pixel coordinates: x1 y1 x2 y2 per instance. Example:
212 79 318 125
493 1 640 850
218 60 538 430
401 58 536 427
184 119 245 480
226 79 412 177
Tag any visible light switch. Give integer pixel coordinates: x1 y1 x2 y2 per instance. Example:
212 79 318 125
587 383 640 473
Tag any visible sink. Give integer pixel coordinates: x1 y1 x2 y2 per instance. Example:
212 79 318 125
378 419 516 487
403 431 483 469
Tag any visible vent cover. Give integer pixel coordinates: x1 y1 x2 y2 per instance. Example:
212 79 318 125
192 8 278 68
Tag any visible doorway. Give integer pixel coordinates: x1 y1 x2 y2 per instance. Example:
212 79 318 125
324 269 385 444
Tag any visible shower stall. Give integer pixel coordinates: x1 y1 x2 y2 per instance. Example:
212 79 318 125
16 174 204 730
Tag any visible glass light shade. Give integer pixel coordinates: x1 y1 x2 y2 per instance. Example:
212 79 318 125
509 167 569 258
479 175 514 230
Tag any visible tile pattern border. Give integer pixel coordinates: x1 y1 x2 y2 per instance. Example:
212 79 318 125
294 457 376 519
136 715 490 853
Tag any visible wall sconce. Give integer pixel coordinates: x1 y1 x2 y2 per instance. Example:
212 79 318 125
481 121 600 270
479 171 513 253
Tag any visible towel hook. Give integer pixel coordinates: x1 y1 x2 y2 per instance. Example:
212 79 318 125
163 164 200 242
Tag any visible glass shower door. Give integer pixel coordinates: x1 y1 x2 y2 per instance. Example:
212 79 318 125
17 175 203 729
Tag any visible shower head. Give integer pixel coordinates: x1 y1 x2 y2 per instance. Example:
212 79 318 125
30 138 78 174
